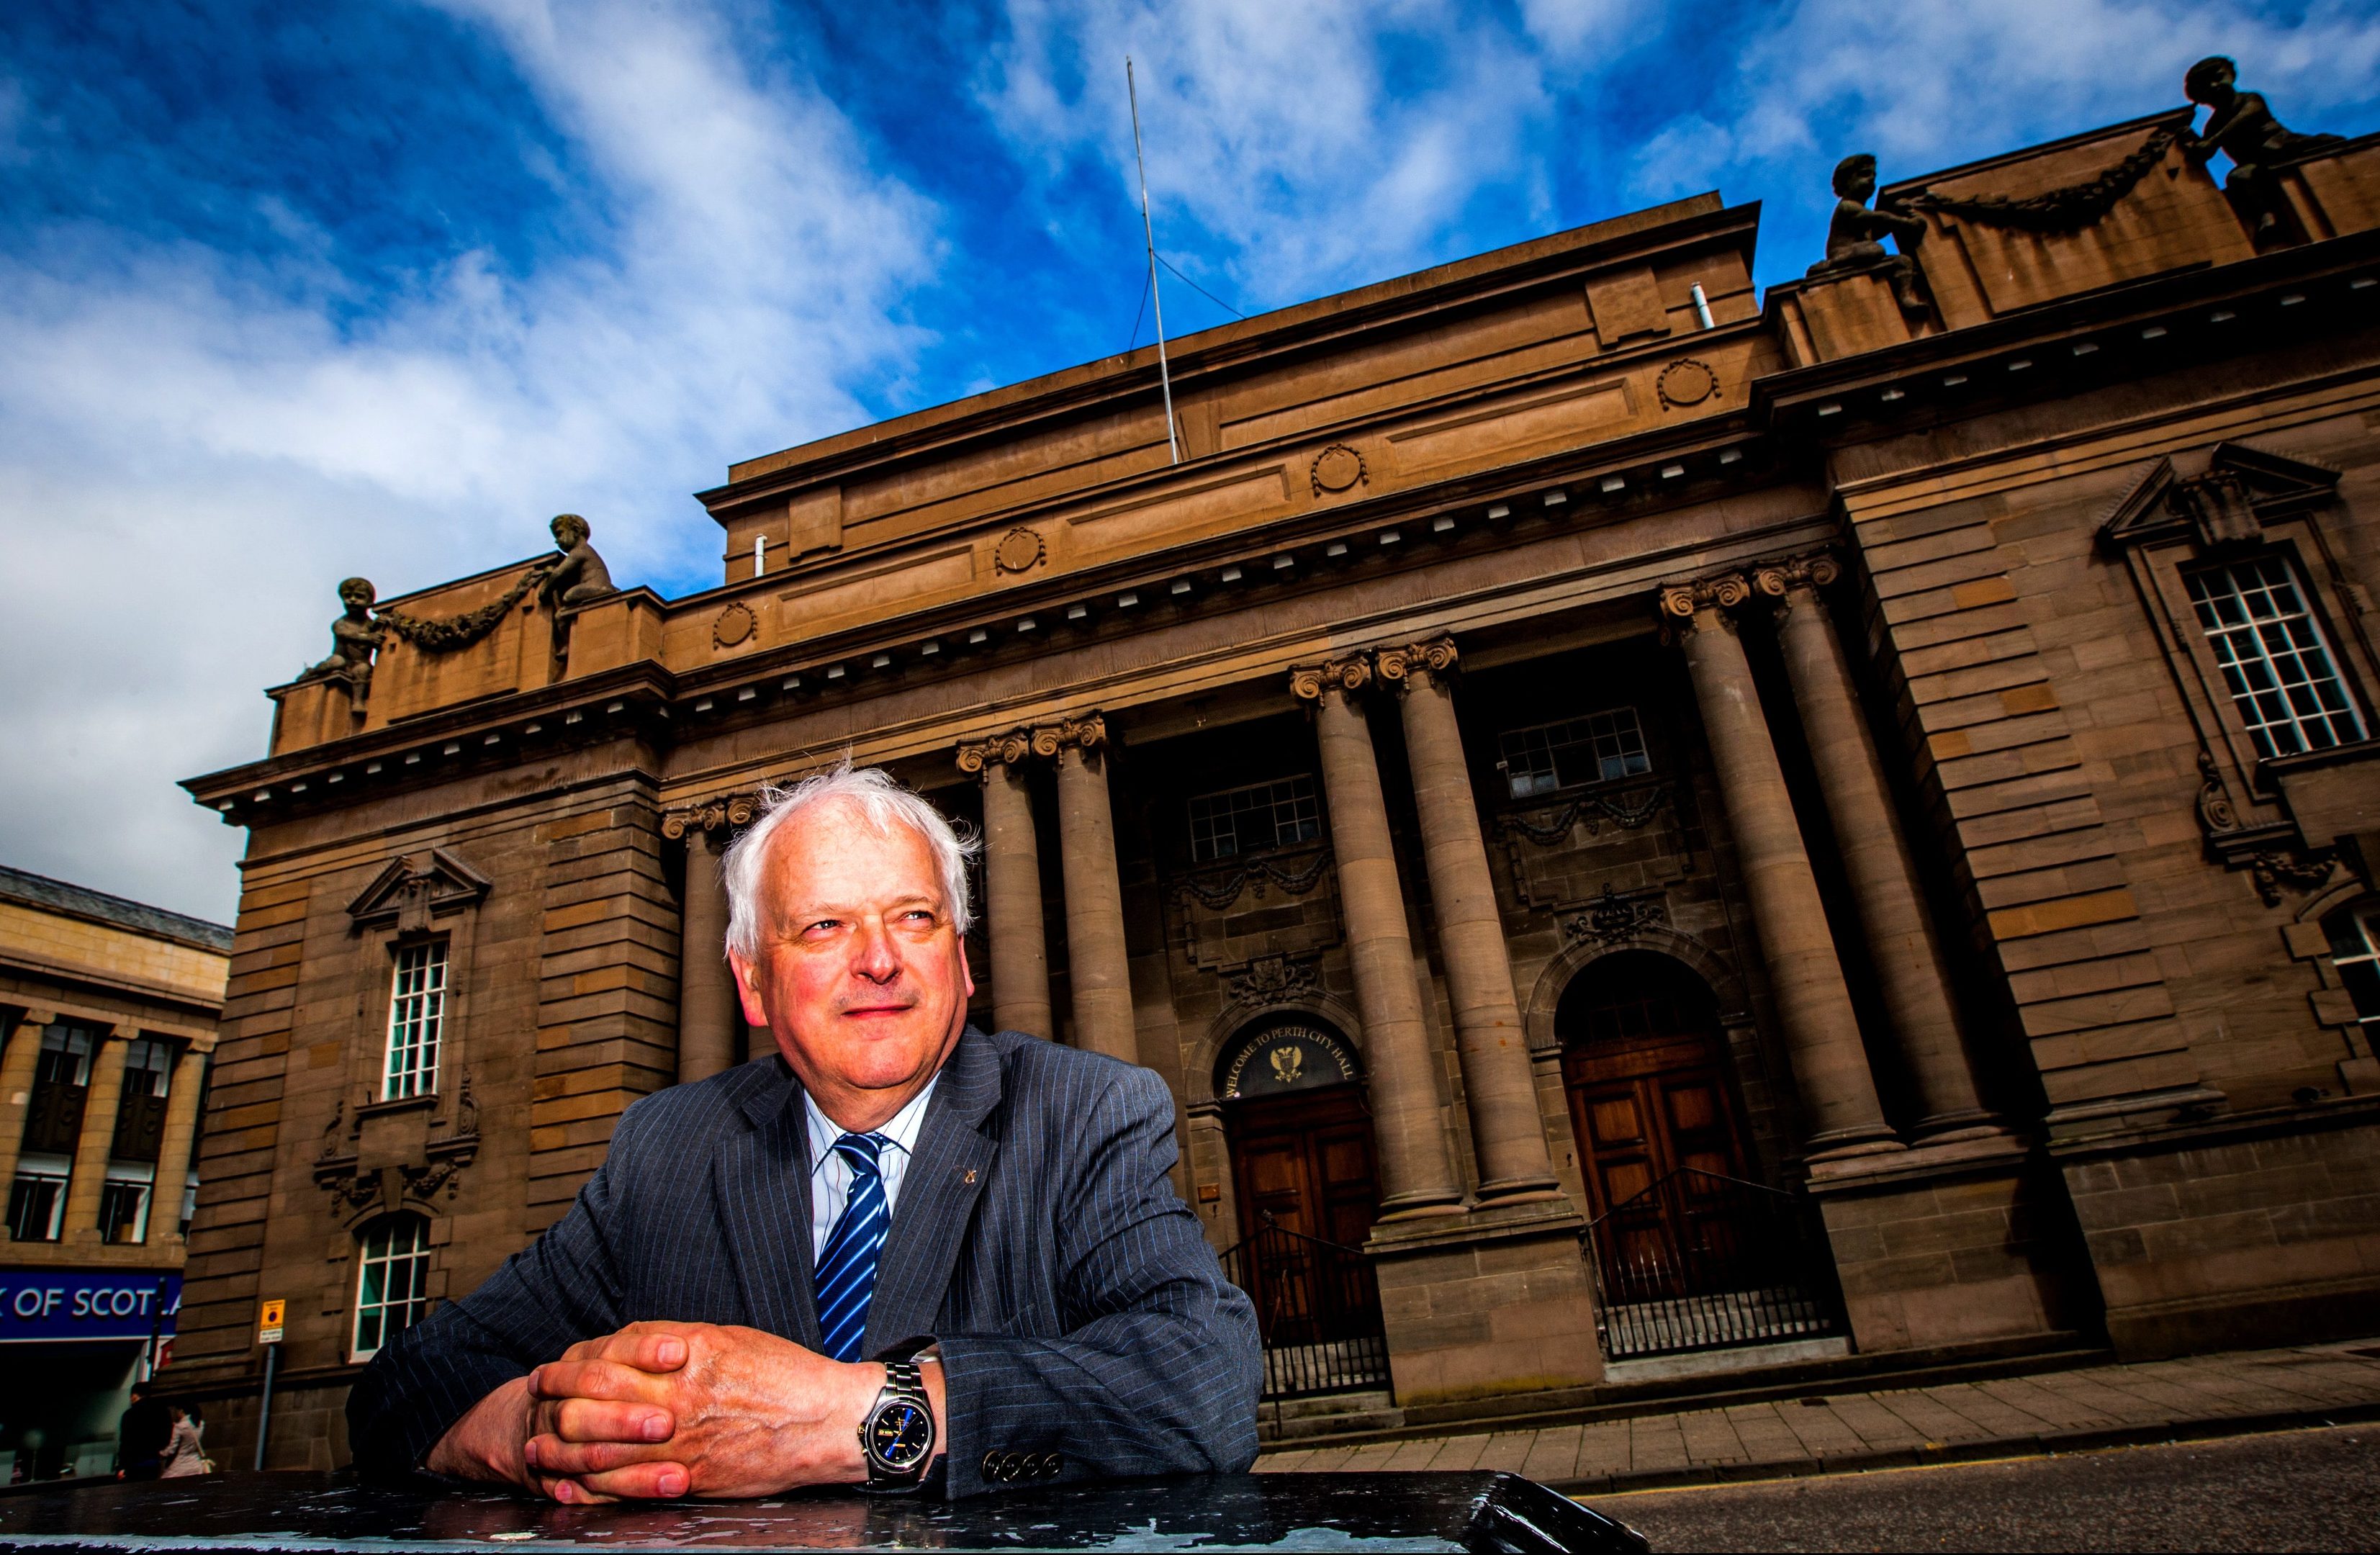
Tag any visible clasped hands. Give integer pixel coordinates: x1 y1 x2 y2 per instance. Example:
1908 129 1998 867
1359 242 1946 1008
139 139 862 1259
427 1321 941 1502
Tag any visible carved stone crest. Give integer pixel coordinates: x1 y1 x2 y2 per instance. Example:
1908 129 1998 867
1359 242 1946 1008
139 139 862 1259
1310 443 1367 496
1656 359 1719 410
712 600 758 649
1224 952 1321 1006
1562 885 1669 946
993 528 1046 574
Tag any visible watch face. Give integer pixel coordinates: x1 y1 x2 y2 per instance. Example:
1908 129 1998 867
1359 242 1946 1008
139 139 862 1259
869 1400 933 1471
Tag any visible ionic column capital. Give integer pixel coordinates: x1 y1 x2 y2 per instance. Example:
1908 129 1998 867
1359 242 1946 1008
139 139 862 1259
1035 712 1108 757
1656 572 1754 630
1375 635 1459 690
661 793 757 841
1752 552 1843 603
956 729 1036 778
1289 654 1373 702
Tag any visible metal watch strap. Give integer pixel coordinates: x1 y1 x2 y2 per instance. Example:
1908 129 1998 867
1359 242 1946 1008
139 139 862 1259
862 1361 934 1489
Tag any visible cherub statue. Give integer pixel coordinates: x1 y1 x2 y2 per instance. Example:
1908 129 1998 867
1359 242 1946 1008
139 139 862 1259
2179 55 2339 240
1808 153 1930 315
536 513 616 609
299 577 384 690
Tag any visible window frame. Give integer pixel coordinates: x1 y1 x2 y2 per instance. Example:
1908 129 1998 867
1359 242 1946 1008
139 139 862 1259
1497 705 1654 801
6 1156 71 1243
2181 553 2369 762
1186 774 1322 865
2325 900 2380 1035
380 939 449 1102
351 1213 434 1361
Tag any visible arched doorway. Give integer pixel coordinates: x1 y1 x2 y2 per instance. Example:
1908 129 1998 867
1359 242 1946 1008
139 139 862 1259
1558 950 1752 1216
1216 1018 1387 1394
1559 952 1841 1357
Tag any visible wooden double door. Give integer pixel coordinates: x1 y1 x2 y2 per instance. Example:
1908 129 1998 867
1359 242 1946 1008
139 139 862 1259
1560 957 1759 1298
1225 1083 1382 1343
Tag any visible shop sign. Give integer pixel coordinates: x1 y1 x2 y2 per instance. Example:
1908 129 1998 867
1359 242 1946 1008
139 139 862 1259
0 1270 181 1343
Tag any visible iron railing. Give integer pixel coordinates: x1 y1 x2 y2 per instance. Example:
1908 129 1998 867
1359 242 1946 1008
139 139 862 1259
1582 1167 1844 1360
1217 1214 1391 1398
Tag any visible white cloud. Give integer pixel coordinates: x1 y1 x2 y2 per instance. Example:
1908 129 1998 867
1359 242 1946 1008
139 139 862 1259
978 0 1555 307
0 0 937 919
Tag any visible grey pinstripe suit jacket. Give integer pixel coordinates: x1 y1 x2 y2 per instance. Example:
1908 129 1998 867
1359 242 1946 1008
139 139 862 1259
346 1028 1263 1497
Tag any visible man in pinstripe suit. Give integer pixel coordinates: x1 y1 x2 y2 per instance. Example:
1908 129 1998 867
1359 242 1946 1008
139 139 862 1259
348 766 1261 1501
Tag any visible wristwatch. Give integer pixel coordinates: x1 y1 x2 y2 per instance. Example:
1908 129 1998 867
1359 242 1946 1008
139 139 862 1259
858 1361 937 1489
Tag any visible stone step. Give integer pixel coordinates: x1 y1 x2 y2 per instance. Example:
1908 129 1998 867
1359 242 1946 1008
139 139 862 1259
1256 1389 1405 1443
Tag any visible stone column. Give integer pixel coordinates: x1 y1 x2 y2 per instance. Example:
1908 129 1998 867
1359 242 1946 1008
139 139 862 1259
1293 657 1464 1217
62 1026 132 1243
146 1042 210 1245
957 733 1054 1040
1762 559 2001 1140
1378 636 1560 1203
1659 577 1901 1160
665 796 752 1085
1047 716 1140 1065
0 1009 53 1245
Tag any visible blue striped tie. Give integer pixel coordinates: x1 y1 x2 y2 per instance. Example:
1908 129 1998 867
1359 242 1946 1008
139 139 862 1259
814 1132 891 1364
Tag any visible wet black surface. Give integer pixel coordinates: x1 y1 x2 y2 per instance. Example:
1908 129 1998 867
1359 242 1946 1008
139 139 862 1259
0 1469 1647 1554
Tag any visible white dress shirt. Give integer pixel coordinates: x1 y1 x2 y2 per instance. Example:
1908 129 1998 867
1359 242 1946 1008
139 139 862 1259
803 1077 939 1261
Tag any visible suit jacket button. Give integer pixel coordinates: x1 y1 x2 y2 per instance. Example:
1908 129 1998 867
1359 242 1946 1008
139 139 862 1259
981 1451 1004 1479
1038 1453 1063 1478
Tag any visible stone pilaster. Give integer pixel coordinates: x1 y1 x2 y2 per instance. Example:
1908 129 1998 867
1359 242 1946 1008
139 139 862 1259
1377 636 1561 1203
663 795 753 1083
957 731 1056 1041
61 1026 132 1243
145 1042 210 1247
1760 559 2001 1140
1292 656 1464 1217
0 1009 53 1245
1659 576 1901 1161
1047 715 1140 1065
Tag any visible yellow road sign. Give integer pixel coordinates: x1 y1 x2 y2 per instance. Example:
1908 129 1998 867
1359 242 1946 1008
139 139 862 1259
258 1298 285 1345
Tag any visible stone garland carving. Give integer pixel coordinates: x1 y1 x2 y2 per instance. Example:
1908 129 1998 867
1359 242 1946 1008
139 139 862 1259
713 601 758 649
993 528 1046 574
1224 952 1322 1006
314 1068 482 1212
661 793 757 841
1896 128 2181 234
1310 444 1367 496
1656 359 1720 410
1289 654 1374 701
1562 885 1669 946
2248 849 2337 908
376 564 553 653
1500 783 1672 847
1374 636 1458 686
1176 849 1333 912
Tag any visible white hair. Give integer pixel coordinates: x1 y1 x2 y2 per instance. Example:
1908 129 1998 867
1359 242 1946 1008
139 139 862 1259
719 763 980 960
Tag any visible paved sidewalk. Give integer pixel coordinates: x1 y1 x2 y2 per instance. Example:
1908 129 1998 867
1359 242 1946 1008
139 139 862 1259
1255 1340 2380 1495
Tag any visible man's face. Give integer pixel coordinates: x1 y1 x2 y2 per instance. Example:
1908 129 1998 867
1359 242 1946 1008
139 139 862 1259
727 800 973 1124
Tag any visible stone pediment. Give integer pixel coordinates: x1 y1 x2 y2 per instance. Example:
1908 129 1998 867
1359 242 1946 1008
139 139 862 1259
2098 442 2342 550
346 847 492 933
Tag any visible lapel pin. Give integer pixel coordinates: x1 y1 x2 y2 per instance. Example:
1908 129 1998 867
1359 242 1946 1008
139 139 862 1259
963 1168 978 1184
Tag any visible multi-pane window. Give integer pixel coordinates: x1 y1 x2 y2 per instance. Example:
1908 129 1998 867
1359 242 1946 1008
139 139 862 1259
2186 556 2368 759
353 1214 433 1358
1189 775 1322 863
34 1023 94 1088
382 942 448 1100
120 1039 171 1099
7 1156 70 1242
98 1171 151 1245
2326 903 2380 1033
1500 707 1652 799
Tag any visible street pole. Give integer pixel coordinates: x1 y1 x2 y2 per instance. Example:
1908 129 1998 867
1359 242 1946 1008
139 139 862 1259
252 1346 276 1471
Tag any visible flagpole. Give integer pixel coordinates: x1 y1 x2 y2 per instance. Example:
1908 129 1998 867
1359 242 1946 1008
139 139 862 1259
1127 57 1180 465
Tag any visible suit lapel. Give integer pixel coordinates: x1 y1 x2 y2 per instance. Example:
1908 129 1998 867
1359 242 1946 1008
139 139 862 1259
863 1029 1004 1356
713 1061 823 1351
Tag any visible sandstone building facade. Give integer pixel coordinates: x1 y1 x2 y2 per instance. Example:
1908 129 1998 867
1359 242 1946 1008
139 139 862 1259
176 102 2380 1466
1 867 229 1480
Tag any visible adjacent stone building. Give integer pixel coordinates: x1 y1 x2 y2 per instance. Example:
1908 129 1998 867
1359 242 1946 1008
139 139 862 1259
1 867 228 1481
175 92 2380 1466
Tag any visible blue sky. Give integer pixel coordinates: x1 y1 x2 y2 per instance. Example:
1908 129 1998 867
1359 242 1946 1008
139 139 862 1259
5 0 2379 921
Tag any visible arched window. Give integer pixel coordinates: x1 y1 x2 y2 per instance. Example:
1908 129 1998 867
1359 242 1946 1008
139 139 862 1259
2325 901 2380 1033
352 1214 432 1360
